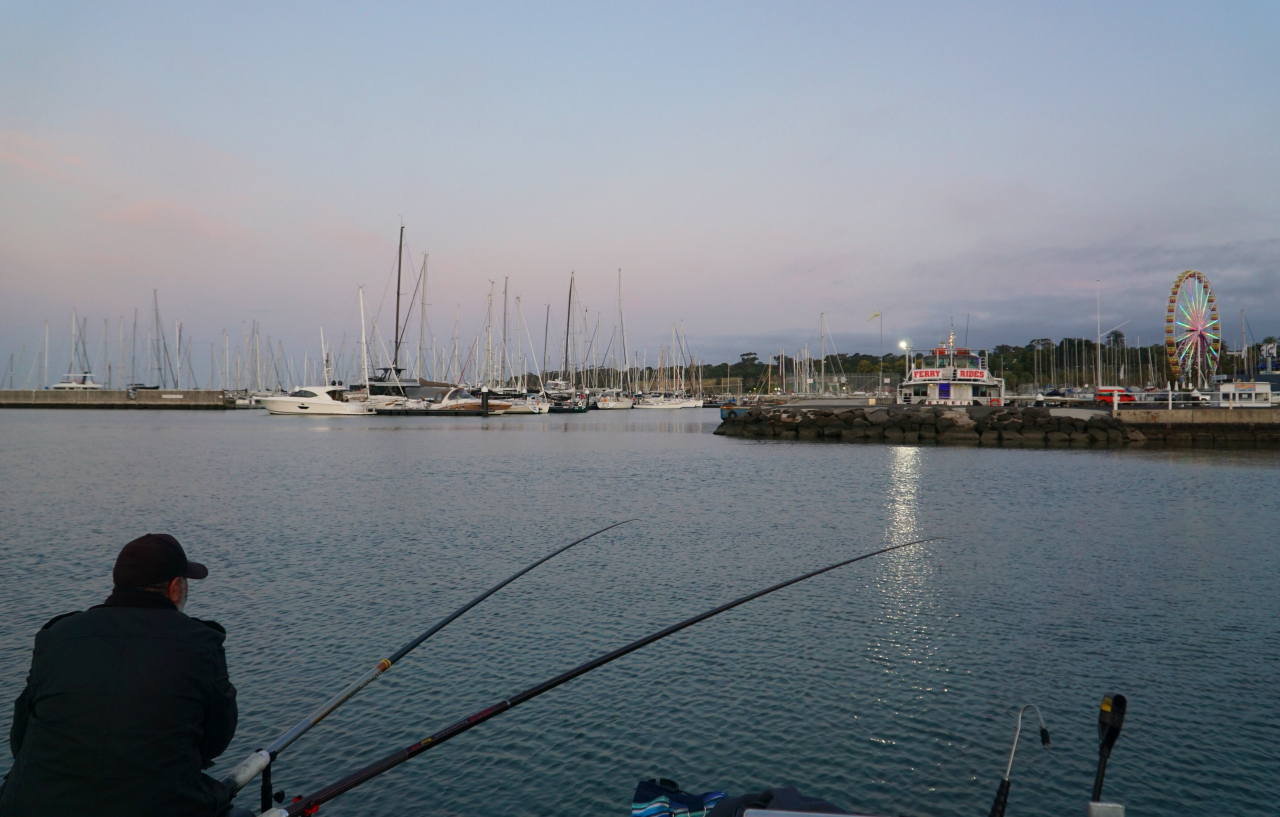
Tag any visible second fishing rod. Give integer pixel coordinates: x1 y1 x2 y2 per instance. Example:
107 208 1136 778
263 535 942 817
221 519 636 799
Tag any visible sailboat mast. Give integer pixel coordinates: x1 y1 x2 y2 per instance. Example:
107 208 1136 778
819 313 826 395
563 273 574 386
393 225 404 370
359 287 369 392
419 254 428 381
618 269 630 393
501 277 509 386
542 303 550 385
486 282 495 388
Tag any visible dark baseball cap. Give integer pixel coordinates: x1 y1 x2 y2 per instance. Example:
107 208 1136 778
113 533 209 587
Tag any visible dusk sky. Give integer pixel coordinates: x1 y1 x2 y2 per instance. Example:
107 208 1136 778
2 2 1278 382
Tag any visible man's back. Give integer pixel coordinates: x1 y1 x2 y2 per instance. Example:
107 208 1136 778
1 591 238 817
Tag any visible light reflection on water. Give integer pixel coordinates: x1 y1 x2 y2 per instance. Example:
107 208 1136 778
0 409 1276 817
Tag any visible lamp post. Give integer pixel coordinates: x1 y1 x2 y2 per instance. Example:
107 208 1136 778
869 311 883 394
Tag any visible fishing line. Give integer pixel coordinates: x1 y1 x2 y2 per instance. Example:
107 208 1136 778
223 519 636 795
265 535 941 816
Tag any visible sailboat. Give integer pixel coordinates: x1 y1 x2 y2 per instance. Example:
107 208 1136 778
51 311 105 390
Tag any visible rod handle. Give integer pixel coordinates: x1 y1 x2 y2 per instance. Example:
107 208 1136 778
988 777 1010 817
1091 750 1110 802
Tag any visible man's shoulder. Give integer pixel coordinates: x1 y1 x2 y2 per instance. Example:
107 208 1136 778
48 606 228 648
189 617 227 636
39 611 81 631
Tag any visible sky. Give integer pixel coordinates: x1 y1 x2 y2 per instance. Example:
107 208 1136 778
2 1 1278 383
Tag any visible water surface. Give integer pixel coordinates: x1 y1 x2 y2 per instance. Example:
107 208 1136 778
1 409 1276 816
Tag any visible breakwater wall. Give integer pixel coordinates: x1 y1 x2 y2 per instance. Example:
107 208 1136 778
714 404 1280 446
0 389 231 410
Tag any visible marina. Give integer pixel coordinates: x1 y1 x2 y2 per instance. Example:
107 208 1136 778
3 6 1279 816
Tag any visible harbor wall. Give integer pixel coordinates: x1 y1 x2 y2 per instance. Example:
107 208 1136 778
0 389 231 410
714 404 1280 447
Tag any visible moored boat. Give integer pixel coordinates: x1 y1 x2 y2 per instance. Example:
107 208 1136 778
261 386 375 415
504 394 551 414
898 334 1006 406
594 389 634 409
426 387 511 415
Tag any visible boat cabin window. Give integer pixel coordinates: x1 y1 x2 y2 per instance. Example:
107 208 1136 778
326 390 346 402
290 389 318 398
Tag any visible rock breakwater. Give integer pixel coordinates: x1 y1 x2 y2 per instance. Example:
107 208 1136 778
715 404 1144 445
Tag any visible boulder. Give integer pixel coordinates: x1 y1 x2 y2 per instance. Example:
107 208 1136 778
1000 430 1025 444
1088 428 1109 442
938 428 981 444
936 416 956 431
1070 431 1091 443
980 430 1000 445
919 424 937 438
840 428 865 441
1019 427 1046 442
1046 431 1071 443
1124 428 1147 442
884 426 905 441
866 409 891 425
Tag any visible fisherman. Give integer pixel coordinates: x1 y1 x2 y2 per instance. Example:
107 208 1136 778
0 533 251 817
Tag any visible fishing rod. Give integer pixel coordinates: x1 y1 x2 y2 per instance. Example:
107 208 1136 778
223 519 637 796
261 535 941 816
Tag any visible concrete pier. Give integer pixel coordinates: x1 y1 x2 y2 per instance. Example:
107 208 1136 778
0 389 232 410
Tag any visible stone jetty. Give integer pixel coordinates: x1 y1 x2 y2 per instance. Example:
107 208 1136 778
714 404 1280 446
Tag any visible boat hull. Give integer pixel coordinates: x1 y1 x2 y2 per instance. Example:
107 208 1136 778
261 399 374 416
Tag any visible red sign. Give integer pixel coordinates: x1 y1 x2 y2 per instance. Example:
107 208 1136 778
912 369 941 379
957 369 987 379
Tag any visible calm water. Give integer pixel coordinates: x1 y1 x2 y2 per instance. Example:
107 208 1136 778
1 409 1277 816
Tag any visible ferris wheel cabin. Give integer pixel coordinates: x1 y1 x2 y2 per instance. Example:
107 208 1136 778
898 339 1007 406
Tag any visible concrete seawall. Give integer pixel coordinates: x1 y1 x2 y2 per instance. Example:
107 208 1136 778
0 389 232 410
714 404 1280 447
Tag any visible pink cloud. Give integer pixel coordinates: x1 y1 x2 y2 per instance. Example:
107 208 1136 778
0 131 89 181
102 199 252 243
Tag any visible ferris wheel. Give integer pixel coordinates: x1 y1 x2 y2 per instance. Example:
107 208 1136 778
1164 270 1220 387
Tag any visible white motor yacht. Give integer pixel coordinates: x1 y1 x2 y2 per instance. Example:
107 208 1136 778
261 387 376 416
427 387 511 415
635 393 703 409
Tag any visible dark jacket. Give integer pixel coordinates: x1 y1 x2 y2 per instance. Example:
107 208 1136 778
0 589 238 817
